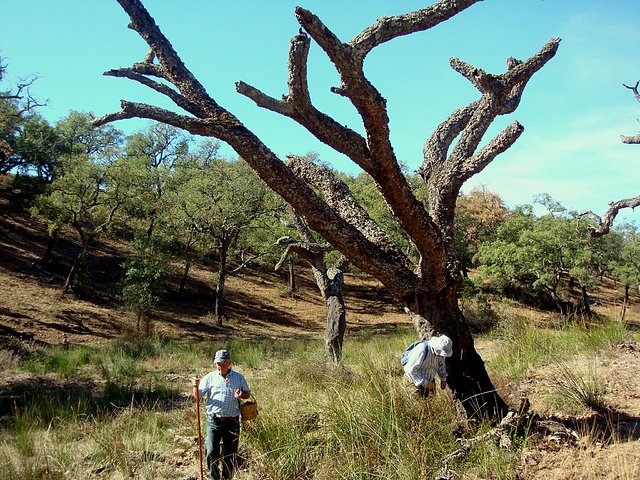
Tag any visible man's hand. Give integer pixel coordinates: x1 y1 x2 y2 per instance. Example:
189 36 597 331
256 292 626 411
235 389 249 400
440 379 447 390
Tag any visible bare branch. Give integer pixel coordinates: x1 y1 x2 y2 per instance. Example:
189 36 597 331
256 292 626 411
236 33 371 167
114 0 221 115
620 134 640 144
285 155 404 258
623 80 640 103
93 100 211 133
584 196 640 237
450 58 506 95
235 81 294 115
130 61 165 78
350 0 481 59
421 38 560 221
103 68 206 116
294 6 394 164
461 121 525 181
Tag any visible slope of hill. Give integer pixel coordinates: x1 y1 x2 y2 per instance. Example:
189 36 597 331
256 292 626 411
2 212 639 479
0 213 407 347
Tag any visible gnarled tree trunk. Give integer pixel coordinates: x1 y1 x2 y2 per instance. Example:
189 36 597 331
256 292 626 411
276 209 349 365
404 289 508 417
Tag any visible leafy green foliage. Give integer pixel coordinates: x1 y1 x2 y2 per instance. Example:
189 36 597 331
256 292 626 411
168 155 277 317
455 187 507 274
612 225 640 293
121 236 172 332
475 198 627 313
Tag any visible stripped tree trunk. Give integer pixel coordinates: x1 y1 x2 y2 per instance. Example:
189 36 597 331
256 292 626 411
275 209 348 364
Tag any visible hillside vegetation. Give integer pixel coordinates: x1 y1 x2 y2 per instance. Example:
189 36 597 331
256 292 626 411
1 211 639 479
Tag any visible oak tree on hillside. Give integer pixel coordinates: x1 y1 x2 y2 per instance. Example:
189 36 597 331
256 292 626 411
169 157 273 325
95 0 559 418
123 123 190 238
0 57 47 175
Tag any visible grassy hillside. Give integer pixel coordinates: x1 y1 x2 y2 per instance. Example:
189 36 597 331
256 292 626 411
1 212 639 479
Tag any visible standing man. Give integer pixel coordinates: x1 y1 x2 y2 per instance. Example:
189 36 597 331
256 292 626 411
402 334 453 397
193 349 251 480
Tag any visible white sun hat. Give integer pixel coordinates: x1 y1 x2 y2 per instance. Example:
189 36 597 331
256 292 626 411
431 335 453 357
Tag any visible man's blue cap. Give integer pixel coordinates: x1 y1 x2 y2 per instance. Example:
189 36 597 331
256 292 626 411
214 349 230 363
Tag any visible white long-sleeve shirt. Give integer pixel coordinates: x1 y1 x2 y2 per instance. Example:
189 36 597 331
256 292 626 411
403 340 448 387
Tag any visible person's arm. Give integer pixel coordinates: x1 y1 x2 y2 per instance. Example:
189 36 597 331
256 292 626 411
235 376 251 400
436 357 448 389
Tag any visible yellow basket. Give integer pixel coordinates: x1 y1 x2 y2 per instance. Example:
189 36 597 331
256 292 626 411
240 397 258 421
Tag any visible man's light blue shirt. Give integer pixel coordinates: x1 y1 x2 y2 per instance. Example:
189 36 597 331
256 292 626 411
198 369 250 418
403 340 448 387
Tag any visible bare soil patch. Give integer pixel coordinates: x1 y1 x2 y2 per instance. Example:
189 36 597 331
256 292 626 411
0 213 406 347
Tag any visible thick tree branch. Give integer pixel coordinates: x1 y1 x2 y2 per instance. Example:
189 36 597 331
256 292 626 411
275 236 332 271
294 6 395 171
292 8 446 279
285 155 411 270
114 0 223 117
422 39 559 221
236 34 371 168
461 121 524 182
583 196 640 237
93 100 214 133
350 0 481 60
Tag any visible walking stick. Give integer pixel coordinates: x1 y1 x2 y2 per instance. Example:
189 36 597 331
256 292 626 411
194 377 204 480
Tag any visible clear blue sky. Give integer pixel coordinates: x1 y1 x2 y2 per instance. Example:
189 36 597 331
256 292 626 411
2 0 639 222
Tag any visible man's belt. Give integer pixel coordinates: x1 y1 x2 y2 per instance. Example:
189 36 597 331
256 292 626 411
214 415 239 421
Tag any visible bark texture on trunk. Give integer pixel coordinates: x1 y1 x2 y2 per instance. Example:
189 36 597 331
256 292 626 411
275 214 349 364
321 267 346 364
404 290 508 419
288 261 296 293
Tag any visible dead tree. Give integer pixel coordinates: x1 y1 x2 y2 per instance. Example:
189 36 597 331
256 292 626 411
583 80 640 237
95 0 560 419
275 200 349 365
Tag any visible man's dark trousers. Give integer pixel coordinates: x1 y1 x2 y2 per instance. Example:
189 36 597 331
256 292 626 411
204 416 240 480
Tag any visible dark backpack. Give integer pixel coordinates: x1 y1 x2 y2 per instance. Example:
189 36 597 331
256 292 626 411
400 340 426 366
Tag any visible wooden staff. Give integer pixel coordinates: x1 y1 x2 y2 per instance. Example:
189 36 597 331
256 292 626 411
193 377 204 480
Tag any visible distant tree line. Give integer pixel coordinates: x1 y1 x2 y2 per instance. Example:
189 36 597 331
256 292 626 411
2 57 639 349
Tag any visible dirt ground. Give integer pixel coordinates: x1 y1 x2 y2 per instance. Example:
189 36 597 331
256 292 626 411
1 213 639 479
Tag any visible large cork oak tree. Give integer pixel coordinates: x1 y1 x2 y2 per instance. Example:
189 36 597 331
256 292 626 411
95 0 559 419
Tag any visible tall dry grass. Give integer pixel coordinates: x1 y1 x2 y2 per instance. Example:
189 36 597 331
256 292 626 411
1 311 637 479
